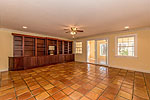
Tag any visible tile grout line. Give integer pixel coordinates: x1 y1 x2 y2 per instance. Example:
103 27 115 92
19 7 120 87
33 64 90 100
36 66 93 100
114 69 128 100
131 71 135 100
109 69 122 100
70 69 105 100
116 70 128 99
62 74 89 100
95 86 110 100
143 73 150 100
32 68 62 100
83 65 112 100
96 69 121 100
79 75 105 100
10 71 18 100
34 64 106 100
30 70 54 99
18 71 37 100
45 66 76 99
95 83 110 99
1 62 149 100
40 64 109 100
0 72 2 88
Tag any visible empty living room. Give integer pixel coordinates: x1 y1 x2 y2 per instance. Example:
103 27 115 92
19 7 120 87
0 0 150 100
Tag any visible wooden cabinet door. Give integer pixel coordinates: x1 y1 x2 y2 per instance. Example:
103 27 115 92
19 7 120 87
58 54 64 63
9 57 24 71
23 56 37 69
14 57 24 70
37 56 45 66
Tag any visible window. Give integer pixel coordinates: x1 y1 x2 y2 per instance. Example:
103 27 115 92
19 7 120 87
116 34 137 57
76 42 82 54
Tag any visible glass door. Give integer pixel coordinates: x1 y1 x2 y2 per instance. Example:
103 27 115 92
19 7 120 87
87 40 96 63
96 39 108 65
87 39 108 65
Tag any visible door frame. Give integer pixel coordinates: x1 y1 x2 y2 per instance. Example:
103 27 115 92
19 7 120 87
87 40 96 64
86 38 109 66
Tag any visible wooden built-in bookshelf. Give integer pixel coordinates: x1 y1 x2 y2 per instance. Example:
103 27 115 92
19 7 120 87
12 33 73 57
10 33 74 71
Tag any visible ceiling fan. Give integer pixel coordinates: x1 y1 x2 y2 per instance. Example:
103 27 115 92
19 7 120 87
64 27 84 38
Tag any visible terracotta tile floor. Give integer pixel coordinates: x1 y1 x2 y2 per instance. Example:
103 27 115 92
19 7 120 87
0 62 150 100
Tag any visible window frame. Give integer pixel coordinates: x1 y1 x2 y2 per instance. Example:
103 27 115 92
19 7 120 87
115 34 137 57
75 41 83 54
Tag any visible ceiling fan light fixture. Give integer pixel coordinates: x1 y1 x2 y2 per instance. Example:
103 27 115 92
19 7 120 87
124 26 129 29
23 26 27 29
70 31 76 35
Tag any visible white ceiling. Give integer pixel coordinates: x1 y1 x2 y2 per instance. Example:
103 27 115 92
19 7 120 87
0 0 150 39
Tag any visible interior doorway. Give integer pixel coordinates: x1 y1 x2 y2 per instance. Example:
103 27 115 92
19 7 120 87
87 40 95 63
87 39 108 65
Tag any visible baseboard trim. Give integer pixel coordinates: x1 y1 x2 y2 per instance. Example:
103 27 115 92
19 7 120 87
1 62 149 73
0 68 8 72
108 65 150 73
75 61 109 67
75 61 150 73
75 60 87 63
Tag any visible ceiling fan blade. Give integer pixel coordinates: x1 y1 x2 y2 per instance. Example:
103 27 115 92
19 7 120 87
64 29 69 30
77 30 84 32
65 31 70 33
58 24 69 27
71 27 74 31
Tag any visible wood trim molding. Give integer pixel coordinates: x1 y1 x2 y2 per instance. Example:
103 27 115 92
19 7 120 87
12 33 73 42
68 41 69 54
62 41 64 54
22 36 25 56
46 39 48 55
35 38 37 56
57 40 59 55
